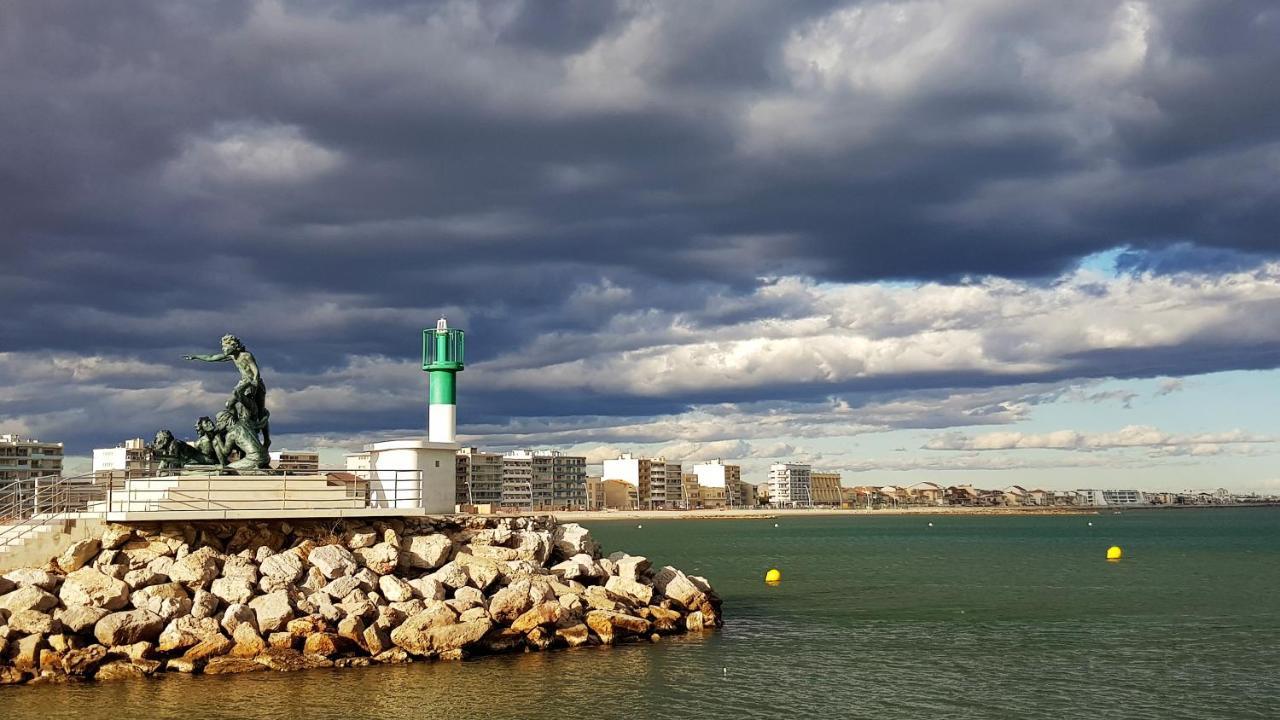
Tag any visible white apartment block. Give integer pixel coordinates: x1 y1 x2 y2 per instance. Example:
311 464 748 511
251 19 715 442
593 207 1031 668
602 453 683 509
93 438 154 480
769 463 812 507
1076 489 1147 506
0 434 64 484
270 450 320 474
692 459 746 507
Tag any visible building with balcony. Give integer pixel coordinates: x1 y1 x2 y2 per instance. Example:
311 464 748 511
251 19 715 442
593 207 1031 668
768 463 812 507
502 450 587 511
92 438 155 481
601 453 683 509
0 434 64 484
456 447 504 506
692 459 746 507
270 450 320 474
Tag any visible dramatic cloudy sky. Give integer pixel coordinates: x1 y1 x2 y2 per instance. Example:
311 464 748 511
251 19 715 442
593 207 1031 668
3 0 1279 491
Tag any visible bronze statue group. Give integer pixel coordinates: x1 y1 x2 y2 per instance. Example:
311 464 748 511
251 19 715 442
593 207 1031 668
151 335 272 471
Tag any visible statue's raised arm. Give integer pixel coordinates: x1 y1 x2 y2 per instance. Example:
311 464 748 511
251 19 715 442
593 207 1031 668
184 351 230 362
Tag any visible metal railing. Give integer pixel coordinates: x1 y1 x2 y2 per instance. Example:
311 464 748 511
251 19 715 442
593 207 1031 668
0 467 425 544
0 470 104 547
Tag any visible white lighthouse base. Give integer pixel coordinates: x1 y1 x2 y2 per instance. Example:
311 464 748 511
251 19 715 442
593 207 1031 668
364 438 459 512
428 404 456 444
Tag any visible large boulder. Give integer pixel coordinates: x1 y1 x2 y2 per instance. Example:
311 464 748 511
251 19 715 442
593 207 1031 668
611 554 651 582
510 602 566 633
55 605 109 634
391 617 492 656
100 525 134 550
651 566 707 611
94 609 165 646
58 538 102 572
552 523 598 559
3 568 60 592
378 575 416 603
60 567 130 610
210 577 256 605
403 534 452 570
61 644 109 676
604 576 654 606
0 585 58 614
486 576 532 622
308 544 357 579
220 555 259 583
8 608 58 635
204 656 267 675
158 615 222 652
585 610 649 644
249 590 294 633
259 551 304 584
353 543 398 575
453 553 501 591
167 546 221 588
550 554 600 581
221 603 258 635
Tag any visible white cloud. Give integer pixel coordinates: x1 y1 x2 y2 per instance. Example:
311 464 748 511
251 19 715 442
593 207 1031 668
167 122 342 185
477 264 1280 396
924 425 1275 452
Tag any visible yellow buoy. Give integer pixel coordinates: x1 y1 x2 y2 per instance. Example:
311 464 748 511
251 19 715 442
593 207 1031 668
1106 545 1123 561
764 568 782 583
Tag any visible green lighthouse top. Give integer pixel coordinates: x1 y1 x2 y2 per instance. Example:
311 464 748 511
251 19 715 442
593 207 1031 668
423 316 465 372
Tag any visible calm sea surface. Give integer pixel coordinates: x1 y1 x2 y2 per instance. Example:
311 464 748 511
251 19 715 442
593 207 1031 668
3 507 1278 719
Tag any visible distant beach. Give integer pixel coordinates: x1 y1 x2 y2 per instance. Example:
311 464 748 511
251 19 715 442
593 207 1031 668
554 505 1097 521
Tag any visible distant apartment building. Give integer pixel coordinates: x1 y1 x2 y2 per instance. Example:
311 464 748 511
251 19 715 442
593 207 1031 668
601 453 683 509
681 473 701 508
0 434 64 484
1077 489 1147 506
768 463 812 507
585 476 605 510
502 450 587 511
810 471 842 506
344 451 371 472
692 459 746 507
92 438 154 481
270 450 320 474
456 447 504 506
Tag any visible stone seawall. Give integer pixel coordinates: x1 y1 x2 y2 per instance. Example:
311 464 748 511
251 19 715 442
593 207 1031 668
0 516 722 685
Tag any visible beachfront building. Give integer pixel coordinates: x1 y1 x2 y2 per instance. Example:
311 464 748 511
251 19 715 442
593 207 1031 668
810 471 842 507
601 454 683 509
455 447 504 506
768 463 812 508
681 473 701 508
906 481 945 506
0 434 64 485
1077 489 1148 506
585 476 606 510
92 438 154 482
692 459 746 507
501 450 587 511
270 450 320 474
699 485 727 509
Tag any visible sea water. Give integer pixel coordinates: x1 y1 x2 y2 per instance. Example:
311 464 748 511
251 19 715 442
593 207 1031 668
3 507 1277 719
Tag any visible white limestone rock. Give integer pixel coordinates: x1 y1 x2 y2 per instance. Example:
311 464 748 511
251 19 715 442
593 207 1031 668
59 568 130 611
309 544 358 579
211 577 256 606
249 590 295 633
403 534 453 570
58 538 102 572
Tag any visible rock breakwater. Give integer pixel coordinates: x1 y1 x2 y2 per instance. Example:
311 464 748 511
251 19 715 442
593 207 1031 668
0 516 721 685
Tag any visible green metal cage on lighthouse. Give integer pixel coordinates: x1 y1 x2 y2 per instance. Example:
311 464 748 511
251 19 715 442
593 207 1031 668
423 317 464 443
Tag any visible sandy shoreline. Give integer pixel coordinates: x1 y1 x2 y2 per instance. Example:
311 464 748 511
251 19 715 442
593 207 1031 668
550 506 1103 521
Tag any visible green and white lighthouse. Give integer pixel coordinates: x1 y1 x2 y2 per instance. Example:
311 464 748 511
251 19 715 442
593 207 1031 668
423 316 465 443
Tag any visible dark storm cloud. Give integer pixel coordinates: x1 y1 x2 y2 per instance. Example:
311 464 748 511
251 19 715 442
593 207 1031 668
2 0 1280 452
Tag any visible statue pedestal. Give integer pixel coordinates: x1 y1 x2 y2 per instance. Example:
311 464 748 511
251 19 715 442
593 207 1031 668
364 438 459 513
